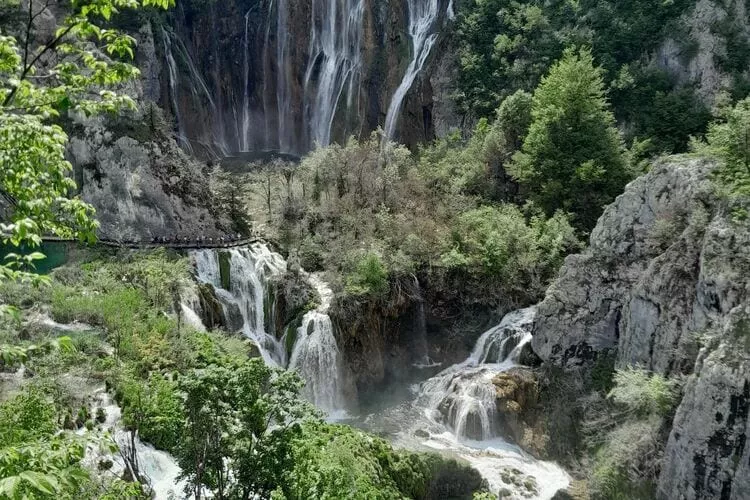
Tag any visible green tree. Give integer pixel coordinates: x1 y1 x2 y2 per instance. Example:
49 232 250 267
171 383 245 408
176 360 319 499
0 0 171 287
510 47 630 232
704 97 750 199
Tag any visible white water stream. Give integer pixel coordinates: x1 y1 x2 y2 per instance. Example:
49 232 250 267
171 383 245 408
383 0 442 141
355 307 570 498
191 244 347 414
89 389 187 499
303 0 365 149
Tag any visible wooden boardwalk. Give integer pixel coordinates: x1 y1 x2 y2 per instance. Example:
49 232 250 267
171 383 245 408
41 236 273 250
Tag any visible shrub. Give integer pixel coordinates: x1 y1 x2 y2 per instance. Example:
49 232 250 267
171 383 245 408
608 368 679 417
441 204 580 297
703 97 750 199
0 386 58 446
590 418 663 500
345 253 389 297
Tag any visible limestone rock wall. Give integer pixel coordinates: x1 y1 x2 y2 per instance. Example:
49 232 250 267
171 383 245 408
530 156 750 498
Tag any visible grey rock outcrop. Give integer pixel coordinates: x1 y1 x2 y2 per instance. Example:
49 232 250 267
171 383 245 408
656 0 750 105
61 18 230 241
531 156 716 371
530 155 750 498
658 306 750 500
68 127 228 241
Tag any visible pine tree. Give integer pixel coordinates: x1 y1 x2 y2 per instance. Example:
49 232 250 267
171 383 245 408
510 47 630 232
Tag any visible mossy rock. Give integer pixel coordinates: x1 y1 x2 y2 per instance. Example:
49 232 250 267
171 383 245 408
218 251 231 290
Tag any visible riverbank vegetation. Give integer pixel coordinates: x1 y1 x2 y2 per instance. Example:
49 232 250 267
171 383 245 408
0 248 486 499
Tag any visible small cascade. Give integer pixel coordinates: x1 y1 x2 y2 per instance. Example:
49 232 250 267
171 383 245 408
92 390 186 499
192 244 287 366
383 0 442 141
303 0 365 148
411 279 440 369
418 307 535 440
288 274 347 414
192 245 348 414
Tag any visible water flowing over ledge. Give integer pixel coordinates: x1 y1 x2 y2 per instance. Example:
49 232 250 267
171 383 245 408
190 243 348 415
354 307 570 498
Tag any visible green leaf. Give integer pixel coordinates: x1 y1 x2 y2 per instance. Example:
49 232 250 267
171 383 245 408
19 471 59 495
0 475 21 497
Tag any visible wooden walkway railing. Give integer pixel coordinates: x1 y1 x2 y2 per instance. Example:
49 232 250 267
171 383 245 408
41 235 275 250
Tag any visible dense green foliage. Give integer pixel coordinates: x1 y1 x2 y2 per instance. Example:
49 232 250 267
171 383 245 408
0 0 172 287
280 423 484 500
454 0 714 154
703 98 750 201
0 249 485 499
509 48 631 231
247 131 581 309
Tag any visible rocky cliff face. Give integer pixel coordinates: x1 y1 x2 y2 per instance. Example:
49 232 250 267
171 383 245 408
157 0 455 157
657 0 750 106
11 3 231 241
530 156 750 498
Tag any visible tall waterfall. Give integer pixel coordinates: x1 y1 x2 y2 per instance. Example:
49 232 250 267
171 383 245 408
241 9 253 153
276 0 295 152
191 244 348 414
161 27 229 156
383 0 441 141
303 0 365 148
418 307 536 440
161 28 191 153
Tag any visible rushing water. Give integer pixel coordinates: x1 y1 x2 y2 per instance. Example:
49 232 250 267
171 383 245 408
383 0 441 141
303 0 365 149
192 244 287 366
191 244 348 414
161 28 191 153
288 274 347 414
90 389 186 499
352 307 570 498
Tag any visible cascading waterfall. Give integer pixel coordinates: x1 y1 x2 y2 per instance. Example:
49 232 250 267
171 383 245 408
191 245 348 414
383 0 441 141
275 0 295 153
262 0 276 149
161 28 191 153
354 306 570 497
303 0 365 148
161 27 229 156
288 275 346 414
418 307 536 440
192 244 288 366
241 9 253 152
91 390 186 499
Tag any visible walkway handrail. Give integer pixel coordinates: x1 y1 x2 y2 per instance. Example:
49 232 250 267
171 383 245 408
40 235 277 250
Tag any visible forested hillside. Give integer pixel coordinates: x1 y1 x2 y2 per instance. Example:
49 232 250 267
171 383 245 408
1 0 749 499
